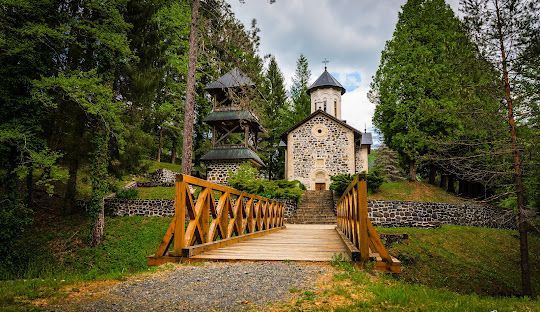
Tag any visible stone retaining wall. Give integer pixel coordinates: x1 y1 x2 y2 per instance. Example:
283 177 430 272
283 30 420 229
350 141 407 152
106 197 297 218
367 200 516 229
105 196 516 229
106 199 174 217
276 199 298 218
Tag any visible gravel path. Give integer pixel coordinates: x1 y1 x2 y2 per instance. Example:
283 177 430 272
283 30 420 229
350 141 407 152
52 262 329 311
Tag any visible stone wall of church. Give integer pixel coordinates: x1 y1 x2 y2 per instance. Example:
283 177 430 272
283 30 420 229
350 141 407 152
355 144 369 173
287 114 355 190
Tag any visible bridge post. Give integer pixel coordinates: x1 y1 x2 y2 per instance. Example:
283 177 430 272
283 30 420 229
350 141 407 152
358 179 369 262
172 174 186 256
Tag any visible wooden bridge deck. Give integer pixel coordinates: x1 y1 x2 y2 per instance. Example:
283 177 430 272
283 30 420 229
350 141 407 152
192 224 350 262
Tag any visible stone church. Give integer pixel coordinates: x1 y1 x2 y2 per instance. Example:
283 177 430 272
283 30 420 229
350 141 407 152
281 68 372 190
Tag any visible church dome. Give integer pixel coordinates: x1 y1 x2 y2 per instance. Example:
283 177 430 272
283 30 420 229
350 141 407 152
307 69 346 95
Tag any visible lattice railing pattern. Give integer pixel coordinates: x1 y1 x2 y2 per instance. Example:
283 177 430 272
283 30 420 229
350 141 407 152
336 175 400 272
153 174 285 258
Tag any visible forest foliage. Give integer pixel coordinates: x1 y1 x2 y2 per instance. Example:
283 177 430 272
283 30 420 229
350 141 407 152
370 0 539 210
0 0 297 271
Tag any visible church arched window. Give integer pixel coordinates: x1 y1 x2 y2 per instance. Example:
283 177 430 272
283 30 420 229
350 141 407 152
334 99 337 116
323 100 327 112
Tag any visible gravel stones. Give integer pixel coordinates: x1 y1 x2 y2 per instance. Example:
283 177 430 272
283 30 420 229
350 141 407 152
55 262 327 311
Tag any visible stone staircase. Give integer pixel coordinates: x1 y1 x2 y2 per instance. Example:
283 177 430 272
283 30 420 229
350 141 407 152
287 190 336 224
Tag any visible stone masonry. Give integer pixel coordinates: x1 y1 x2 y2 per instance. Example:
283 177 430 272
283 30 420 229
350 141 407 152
105 193 516 229
287 190 336 224
368 200 516 229
287 114 357 190
206 160 243 186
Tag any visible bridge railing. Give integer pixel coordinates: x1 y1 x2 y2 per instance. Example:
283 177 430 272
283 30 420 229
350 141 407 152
336 175 401 273
148 174 285 265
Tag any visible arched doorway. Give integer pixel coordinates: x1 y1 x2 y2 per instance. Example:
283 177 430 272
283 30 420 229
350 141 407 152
313 170 328 190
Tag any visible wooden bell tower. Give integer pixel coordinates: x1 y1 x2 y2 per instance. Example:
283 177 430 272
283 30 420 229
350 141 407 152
201 68 265 185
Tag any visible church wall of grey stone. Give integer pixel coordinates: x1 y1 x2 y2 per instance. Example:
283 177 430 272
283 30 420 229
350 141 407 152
287 115 356 189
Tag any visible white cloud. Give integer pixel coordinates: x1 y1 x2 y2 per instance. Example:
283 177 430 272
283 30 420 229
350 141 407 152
228 0 463 142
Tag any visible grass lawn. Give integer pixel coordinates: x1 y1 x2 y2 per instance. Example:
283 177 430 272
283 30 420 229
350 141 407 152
0 216 171 310
278 259 540 312
2 216 538 310
135 186 176 199
379 225 540 297
141 160 182 174
369 180 468 204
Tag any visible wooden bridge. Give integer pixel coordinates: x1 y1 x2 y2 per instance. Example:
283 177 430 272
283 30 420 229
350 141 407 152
148 175 400 273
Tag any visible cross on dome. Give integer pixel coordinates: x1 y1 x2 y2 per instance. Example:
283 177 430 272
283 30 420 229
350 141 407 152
322 58 330 70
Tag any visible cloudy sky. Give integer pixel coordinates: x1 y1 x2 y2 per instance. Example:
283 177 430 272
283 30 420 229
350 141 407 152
229 0 461 141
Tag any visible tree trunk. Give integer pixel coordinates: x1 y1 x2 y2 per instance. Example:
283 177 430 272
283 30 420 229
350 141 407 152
157 127 163 163
171 139 177 164
26 161 33 210
439 174 447 189
181 0 200 175
91 197 105 247
408 161 416 181
458 179 465 195
494 0 531 296
428 165 436 185
447 175 455 193
63 156 79 215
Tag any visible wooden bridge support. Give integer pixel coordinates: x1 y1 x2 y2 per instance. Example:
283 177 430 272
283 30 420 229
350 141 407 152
148 174 285 266
336 175 401 273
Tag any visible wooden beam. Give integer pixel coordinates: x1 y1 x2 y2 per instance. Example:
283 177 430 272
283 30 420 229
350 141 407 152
358 180 369 262
335 227 360 261
172 180 185 256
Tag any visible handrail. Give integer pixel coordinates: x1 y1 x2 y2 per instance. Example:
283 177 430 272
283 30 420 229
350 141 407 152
149 174 285 263
336 175 401 272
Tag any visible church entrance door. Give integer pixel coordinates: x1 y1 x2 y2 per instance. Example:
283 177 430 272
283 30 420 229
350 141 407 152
315 183 326 190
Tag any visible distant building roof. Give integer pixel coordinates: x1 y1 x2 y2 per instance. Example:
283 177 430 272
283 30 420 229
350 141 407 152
203 110 266 133
361 132 373 145
206 68 255 90
308 69 346 95
201 147 264 167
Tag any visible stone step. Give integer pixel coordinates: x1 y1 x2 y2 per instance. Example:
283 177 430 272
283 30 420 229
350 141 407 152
288 190 336 224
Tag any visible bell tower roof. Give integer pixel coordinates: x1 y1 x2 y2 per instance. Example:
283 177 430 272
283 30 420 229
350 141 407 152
307 69 346 95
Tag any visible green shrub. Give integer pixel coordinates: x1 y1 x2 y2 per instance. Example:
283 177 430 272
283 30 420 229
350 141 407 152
330 170 385 196
330 173 355 196
227 163 305 202
116 188 138 199
367 169 385 193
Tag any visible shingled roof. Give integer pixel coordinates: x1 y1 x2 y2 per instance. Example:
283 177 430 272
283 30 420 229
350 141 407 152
308 69 346 95
201 147 264 167
206 68 255 90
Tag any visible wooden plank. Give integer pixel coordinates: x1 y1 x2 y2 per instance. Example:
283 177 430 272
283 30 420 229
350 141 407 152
182 226 285 257
154 218 176 257
335 227 360 262
192 224 351 262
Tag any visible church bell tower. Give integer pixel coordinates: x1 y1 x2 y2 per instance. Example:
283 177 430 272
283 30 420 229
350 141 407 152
307 66 346 119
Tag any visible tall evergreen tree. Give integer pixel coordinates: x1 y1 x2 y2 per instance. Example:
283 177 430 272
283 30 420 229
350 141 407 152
260 56 288 179
289 54 311 125
370 0 490 181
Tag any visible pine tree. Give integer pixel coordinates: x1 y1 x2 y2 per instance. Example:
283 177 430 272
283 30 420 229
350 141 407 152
260 56 288 179
374 145 407 182
460 0 540 297
289 54 311 125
